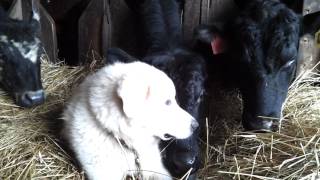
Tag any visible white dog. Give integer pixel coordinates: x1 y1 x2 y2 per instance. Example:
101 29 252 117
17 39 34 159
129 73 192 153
62 60 198 180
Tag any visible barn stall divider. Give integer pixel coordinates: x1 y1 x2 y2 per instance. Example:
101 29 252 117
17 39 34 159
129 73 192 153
0 0 320 179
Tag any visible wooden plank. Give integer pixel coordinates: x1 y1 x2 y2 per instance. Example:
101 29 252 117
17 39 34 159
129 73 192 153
39 3 58 63
208 0 237 22
41 0 87 20
183 0 201 43
78 0 112 64
200 0 210 24
109 0 143 57
102 5 112 61
41 0 89 65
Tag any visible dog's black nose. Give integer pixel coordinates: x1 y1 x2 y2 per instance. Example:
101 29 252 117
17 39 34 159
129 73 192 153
191 120 199 131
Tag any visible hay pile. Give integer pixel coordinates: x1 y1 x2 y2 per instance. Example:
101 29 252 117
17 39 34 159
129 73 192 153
0 58 91 179
200 71 320 180
0 57 319 179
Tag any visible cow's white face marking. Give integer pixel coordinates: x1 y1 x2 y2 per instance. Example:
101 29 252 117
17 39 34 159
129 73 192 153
32 11 40 22
0 35 40 64
0 35 8 43
11 38 40 64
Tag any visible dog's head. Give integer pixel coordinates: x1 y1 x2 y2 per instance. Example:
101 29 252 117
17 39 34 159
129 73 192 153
109 49 198 140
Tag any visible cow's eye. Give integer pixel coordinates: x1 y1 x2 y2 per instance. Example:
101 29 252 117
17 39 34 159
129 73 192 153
165 99 172 106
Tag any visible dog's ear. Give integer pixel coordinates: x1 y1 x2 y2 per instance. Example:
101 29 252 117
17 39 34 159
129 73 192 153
117 75 151 118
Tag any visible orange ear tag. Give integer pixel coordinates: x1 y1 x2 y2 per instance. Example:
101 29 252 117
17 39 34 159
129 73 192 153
211 36 226 55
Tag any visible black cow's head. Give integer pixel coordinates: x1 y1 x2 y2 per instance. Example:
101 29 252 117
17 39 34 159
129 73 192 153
195 2 300 131
143 51 207 178
0 4 44 107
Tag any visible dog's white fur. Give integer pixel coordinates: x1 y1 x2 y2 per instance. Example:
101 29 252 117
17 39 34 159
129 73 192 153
62 61 197 180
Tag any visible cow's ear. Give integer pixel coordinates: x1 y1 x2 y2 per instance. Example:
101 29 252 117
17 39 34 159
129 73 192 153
117 75 151 118
194 25 227 55
106 48 138 65
194 25 215 44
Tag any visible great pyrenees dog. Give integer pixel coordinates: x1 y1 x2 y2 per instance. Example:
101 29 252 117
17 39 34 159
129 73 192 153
62 50 198 180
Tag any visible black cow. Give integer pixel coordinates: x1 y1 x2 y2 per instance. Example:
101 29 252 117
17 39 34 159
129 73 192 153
107 0 207 178
0 4 44 107
195 0 300 131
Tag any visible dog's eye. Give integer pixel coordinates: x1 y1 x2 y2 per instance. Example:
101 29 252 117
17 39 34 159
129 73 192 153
165 99 172 106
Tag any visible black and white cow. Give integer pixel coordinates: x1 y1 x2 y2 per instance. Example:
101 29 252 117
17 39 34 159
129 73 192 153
107 0 207 178
0 3 44 107
195 0 300 131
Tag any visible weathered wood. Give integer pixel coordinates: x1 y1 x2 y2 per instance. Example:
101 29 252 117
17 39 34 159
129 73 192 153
41 0 89 65
183 0 201 43
78 0 112 64
41 0 87 20
207 0 237 22
102 7 112 61
39 3 58 63
109 0 143 57
200 0 210 24
8 0 23 20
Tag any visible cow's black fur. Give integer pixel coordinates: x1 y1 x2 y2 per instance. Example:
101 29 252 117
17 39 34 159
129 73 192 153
108 0 207 178
195 0 300 131
0 7 44 107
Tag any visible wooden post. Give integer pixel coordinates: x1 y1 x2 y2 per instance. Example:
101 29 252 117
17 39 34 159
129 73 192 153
78 0 112 64
183 0 201 43
39 3 58 63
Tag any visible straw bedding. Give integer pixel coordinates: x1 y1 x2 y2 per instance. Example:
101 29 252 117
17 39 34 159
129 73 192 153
0 58 319 179
199 71 320 180
0 58 89 179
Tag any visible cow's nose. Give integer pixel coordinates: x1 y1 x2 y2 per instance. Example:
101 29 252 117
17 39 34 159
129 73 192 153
18 90 45 107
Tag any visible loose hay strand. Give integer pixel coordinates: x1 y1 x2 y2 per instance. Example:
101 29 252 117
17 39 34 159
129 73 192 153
1 57 320 179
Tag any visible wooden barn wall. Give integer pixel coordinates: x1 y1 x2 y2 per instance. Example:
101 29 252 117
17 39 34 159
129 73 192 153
2 0 237 63
108 0 237 54
109 0 144 58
